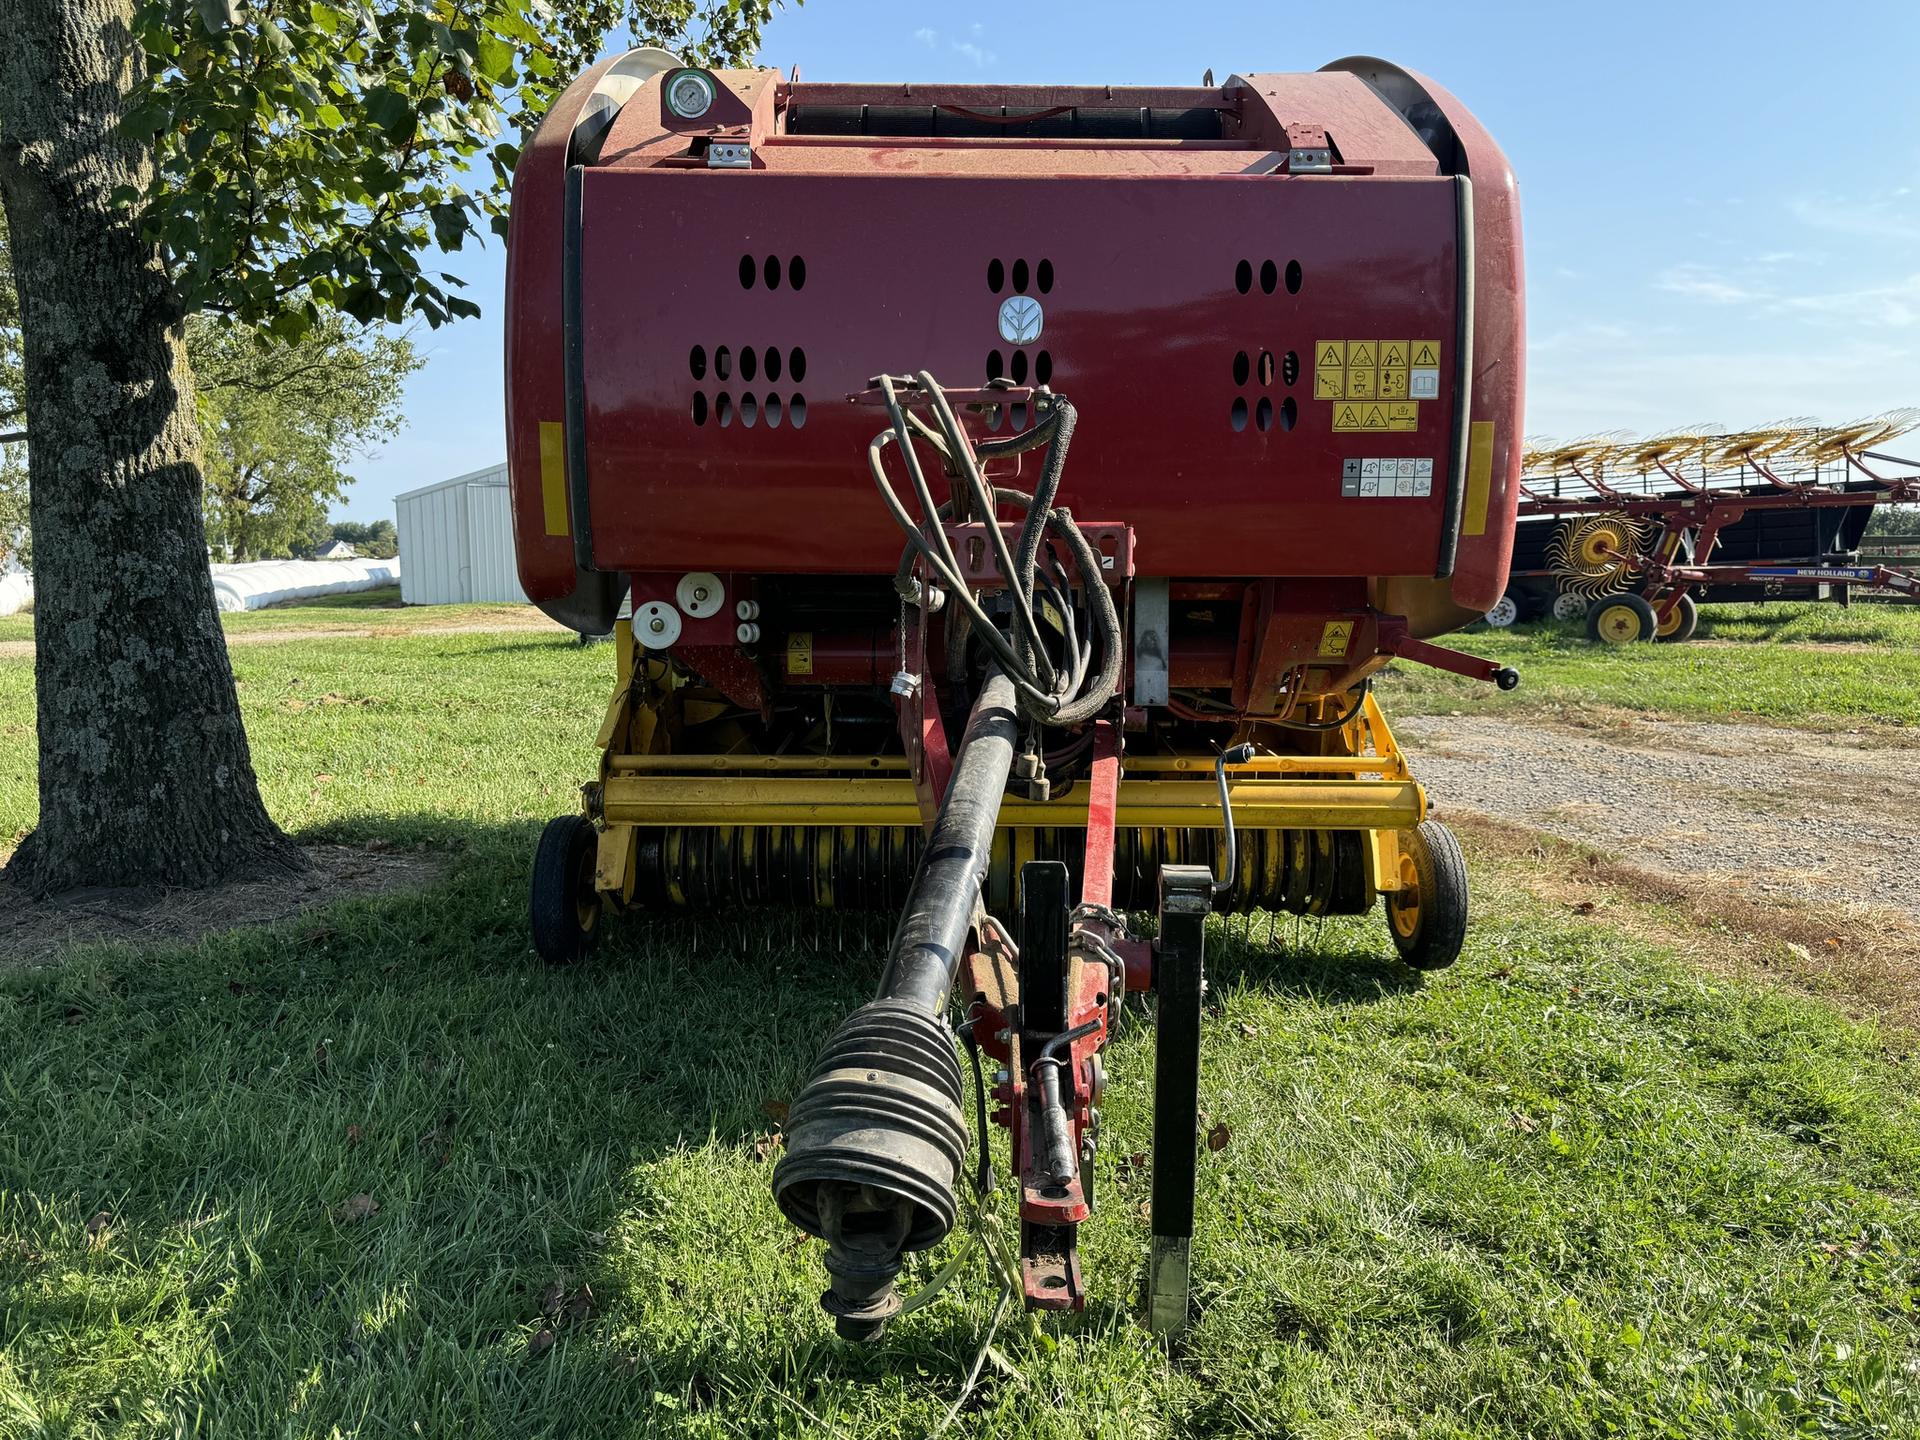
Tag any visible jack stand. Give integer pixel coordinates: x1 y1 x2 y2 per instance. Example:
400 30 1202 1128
1146 864 1212 1336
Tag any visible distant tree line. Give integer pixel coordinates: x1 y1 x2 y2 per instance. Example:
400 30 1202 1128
308 518 399 559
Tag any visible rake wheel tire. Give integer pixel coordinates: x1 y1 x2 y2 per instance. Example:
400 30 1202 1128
1653 593 1698 643
1585 592 1657 645
1384 820 1469 972
531 814 602 965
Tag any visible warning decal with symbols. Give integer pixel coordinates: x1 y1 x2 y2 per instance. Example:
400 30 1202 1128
1316 337 1442 432
1317 620 1355 658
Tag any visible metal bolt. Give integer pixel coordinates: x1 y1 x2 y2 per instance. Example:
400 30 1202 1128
693 585 710 603
648 617 666 634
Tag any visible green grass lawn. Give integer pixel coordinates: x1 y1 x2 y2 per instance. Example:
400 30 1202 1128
0 586 546 644
1379 602 1920 728
2 617 1918 1436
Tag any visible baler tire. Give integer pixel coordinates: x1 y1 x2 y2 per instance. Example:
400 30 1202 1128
531 814 602 965
1653 593 1698 643
1384 820 1468 972
1585 592 1657 645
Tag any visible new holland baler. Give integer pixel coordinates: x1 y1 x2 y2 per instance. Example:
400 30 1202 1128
505 48 1524 1338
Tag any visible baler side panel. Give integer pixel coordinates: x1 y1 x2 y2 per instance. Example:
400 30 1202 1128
1404 67 1525 612
505 55 635 612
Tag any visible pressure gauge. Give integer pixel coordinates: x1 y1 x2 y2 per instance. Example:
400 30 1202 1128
665 69 716 120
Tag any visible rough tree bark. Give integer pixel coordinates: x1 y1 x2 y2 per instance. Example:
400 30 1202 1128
0 0 304 893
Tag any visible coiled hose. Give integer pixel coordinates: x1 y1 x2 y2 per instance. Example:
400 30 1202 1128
869 372 1122 728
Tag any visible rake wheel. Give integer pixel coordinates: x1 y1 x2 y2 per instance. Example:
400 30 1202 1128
1547 514 1649 599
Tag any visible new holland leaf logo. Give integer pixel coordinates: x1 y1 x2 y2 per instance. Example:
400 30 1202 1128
997 296 1044 345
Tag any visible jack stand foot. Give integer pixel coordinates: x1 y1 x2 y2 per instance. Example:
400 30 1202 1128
1145 864 1211 1337
1145 1235 1192 1337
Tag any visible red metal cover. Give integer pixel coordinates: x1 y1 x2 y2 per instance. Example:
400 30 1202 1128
575 170 1460 578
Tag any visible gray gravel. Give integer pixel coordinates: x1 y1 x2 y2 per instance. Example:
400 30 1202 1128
1397 714 1920 914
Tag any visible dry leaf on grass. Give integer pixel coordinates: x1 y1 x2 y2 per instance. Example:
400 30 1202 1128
332 1193 379 1224
1206 1122 1232 1153
345 1123 363 1147
526 1327 556 1360
84 1210 112 1242
1508 1112 1538 1135
761 1098 790 1125
752 1132 784 1163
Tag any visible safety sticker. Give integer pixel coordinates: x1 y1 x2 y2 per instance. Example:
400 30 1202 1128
1318 337 1443 428
1339 457 1433 498
1317 620 1355 658
786 631 814 675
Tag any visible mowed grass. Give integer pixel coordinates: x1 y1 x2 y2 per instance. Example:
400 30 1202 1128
0 629 600 850
0 611 1917 1436
0 586 547 644
1378 602 1920 728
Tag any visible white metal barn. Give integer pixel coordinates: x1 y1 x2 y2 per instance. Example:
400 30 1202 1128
393 464 529 605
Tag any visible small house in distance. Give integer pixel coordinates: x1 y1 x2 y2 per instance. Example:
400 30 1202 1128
314 539 358 560
394 463 529 605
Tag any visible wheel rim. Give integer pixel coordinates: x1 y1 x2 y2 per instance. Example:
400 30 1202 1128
1594 602 1644 644
1388 851 1422 939
1552 593 1588 621
1486 597 1518 628
1656 602 1686 637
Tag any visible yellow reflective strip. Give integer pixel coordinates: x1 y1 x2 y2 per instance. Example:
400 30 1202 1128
539 420 569 537
1462 420 1495 537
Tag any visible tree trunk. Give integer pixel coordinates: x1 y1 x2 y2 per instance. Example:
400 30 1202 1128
0 0 303 893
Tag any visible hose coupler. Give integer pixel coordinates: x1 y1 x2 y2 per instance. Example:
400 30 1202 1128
771 1000 970 1339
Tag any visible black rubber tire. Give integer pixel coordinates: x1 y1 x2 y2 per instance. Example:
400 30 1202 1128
1585 592 1657 645
1653 592 1698 644
530 814 602 964
1383 820 1469 972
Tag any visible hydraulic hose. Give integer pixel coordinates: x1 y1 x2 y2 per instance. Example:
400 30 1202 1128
867 375 1122 729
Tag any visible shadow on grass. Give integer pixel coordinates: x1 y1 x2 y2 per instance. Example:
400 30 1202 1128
0 818 1062 1430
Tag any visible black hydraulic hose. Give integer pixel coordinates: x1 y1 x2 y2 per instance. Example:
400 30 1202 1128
873 666 1020 1013
867 375 1121 728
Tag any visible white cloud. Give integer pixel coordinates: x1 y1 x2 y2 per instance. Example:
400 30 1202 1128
1777 273 1920 329
1655 264 1767 305
910 25 996 67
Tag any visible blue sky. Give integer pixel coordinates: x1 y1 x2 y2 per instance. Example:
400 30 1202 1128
339 0 1920 520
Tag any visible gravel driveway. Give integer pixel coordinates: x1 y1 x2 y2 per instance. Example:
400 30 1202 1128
1398 713 1920 914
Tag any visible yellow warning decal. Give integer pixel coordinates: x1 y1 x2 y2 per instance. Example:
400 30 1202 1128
1316 341 1344 368
786 631 814 675
539 420 569 537
1378 367 1408 399
1317 620 1354 659
1388 402 1418 432
1346 368 1376 400
1463 421 1495 536
1314 368 1345 399
1360 404 1388 429
1411 339 1441 368
1379 340 1408 369
1347 340 1377 369
1333 404 1362 432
